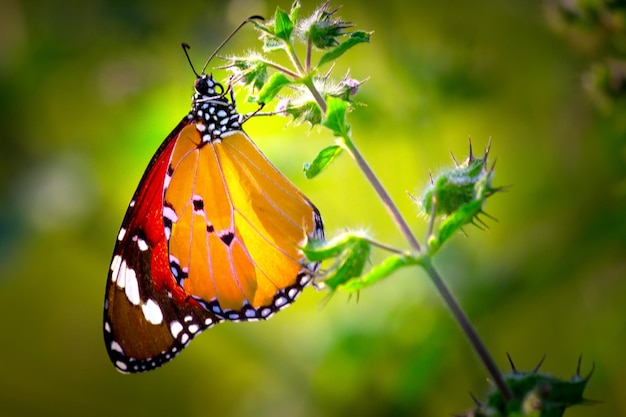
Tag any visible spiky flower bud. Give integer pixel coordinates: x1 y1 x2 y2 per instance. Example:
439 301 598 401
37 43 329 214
420 139 497 218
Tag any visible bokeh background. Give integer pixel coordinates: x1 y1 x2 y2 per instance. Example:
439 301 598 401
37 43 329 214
1 0 625 416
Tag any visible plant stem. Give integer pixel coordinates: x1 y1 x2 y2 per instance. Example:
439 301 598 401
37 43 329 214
338 135 422 253
286 42 306 76
299 75 421 253
422 259 513 402
287 39 510 403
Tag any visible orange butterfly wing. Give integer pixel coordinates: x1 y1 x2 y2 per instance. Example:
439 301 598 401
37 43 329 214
164 125 323 320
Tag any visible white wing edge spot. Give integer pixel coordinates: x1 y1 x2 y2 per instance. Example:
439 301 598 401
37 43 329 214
188 324 200 334
110 255 122 283
141 299 164 325
163 206 178 223
110 341 124 354
274 296 288 308
288 288 299 299
115 361 128 371
117 228 126 241
170 321 183 339
116 260 128 289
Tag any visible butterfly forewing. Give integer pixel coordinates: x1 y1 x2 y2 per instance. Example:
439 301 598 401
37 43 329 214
104 119 222 373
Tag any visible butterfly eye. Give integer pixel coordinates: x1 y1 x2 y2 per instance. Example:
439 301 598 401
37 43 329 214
194 77 209 95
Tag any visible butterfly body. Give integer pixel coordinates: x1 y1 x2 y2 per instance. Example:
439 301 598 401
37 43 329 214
104 74 323 373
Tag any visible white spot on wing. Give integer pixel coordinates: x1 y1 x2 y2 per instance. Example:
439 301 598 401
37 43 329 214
170 321 183 339
274 296 288 308
288 288 299 299
111 341 124 354
110 255 122 283
188 324 199 334
116 260 127 289
164 171 172 190
142 299 164 325
137 237 149 252
163 206 178 223
116 361 128 371
124 268 140 306
117 228 126 241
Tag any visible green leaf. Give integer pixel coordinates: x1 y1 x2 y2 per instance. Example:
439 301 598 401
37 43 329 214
321 237 371 291
274 8 294 41
303 145 343 179
301 232 360 262
256 72 292 104
322 96 350 136
429 199 483 253
341 254 421 292
225 56 269 91
317 31 371 68
249 9 289 51
283 99 323 126
289 0 301 24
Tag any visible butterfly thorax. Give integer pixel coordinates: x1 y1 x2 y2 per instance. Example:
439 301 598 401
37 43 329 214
188 74 242 143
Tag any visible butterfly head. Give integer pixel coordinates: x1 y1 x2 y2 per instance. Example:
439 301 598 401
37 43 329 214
193 74 224 98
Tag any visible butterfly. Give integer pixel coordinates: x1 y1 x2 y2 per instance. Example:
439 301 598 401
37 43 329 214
103 45 324 373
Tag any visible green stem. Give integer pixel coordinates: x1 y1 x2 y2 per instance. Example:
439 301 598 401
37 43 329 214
260 59 301 80
339 135 422 253
306 37 312 73
422 259 513 402
298 76 421 253
286 42 306 76
283 37 510 404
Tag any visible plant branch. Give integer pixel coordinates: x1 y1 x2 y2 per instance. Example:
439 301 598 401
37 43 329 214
260 59 302 79
286 42 306 76
298 74 422 253
422 259 513 402
339 136 422 253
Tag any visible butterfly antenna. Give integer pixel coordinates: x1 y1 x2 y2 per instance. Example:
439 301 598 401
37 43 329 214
181 42 199 77
200 15 264 74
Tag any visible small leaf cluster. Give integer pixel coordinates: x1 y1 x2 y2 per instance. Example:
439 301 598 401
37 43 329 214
224 0 370 129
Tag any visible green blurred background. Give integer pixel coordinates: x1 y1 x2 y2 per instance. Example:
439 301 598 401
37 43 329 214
1 0 625 416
